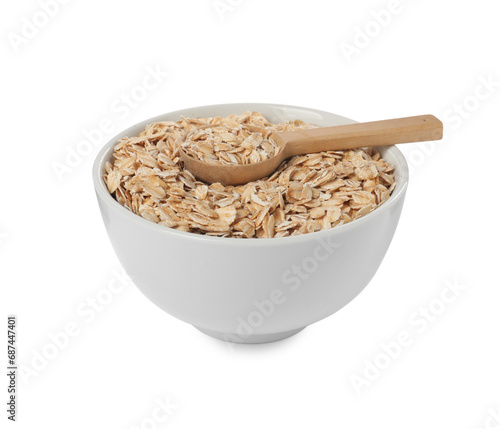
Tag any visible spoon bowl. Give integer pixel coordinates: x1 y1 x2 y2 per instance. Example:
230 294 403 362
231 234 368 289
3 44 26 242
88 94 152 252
180 146 285 186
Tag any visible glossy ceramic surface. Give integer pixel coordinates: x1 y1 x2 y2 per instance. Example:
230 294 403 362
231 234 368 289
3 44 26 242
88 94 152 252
92 103 409 343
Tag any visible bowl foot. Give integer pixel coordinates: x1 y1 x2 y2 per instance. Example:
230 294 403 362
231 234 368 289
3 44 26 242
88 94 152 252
195 326 305 344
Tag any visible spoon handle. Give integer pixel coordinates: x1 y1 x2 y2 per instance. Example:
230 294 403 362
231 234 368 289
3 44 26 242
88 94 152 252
278 115 443 157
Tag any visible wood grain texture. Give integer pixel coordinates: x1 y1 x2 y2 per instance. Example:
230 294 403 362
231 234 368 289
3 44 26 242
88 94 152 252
277 115 443 157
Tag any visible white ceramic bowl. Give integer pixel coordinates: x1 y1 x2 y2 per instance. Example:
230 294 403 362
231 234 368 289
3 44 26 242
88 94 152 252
93 103 409 344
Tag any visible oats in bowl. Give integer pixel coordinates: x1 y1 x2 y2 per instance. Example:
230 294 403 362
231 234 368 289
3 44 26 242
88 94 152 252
93 104 409 343
104 111 396 238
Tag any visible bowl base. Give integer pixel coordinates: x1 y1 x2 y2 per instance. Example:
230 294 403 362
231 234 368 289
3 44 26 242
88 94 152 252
195 326 305 344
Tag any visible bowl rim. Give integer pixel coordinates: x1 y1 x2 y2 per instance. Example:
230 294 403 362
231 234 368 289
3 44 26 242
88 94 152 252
92 102 409 246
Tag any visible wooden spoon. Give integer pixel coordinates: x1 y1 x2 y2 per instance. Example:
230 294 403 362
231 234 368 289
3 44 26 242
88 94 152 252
180 115 443 186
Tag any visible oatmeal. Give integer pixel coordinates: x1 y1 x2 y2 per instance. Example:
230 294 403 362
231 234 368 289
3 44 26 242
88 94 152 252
104 112 396 238
180 112 316 165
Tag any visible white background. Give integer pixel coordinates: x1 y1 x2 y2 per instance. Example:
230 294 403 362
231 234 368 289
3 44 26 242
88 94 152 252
2 0 499 428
